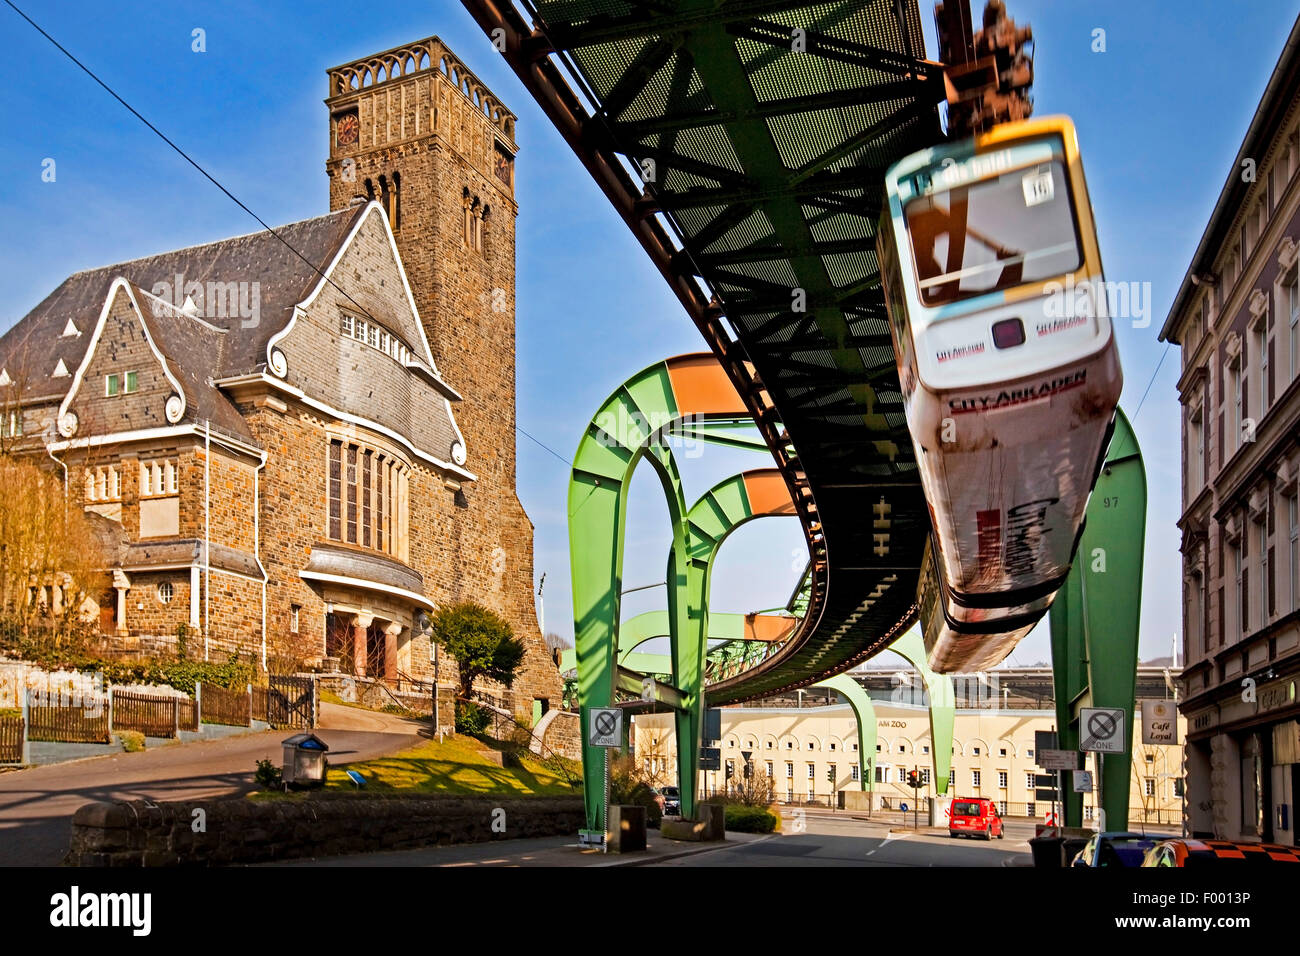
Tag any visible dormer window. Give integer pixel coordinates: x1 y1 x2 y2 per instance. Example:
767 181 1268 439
340 314 413 367
106 371 138 396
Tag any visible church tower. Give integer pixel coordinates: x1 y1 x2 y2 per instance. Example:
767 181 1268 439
324 38 559 713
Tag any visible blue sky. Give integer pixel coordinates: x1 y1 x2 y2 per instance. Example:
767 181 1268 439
1 0 1295 669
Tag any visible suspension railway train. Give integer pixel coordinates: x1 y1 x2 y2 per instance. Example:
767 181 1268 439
877 115 1122 673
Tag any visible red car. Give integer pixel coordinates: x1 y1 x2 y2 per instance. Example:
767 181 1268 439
949 797 1004 840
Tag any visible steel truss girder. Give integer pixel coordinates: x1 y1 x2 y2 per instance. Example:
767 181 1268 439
653 168 883 211
462 4 830 703
615 79 935 138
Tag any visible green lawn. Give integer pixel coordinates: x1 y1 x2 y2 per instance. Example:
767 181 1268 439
322 734 581 796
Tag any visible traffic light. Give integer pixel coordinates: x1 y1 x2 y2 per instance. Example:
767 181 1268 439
906 770 920 789
743 763 752 779
826 768 834 781
725 763 734 780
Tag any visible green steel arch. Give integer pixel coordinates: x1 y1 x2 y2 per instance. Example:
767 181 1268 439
1049 408 1147 830
816 674 878 793
676 467 799 817
556 609 794 672
569 353 750 831
816 630 954 799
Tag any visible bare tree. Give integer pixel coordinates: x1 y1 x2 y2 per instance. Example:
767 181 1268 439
0 453 104 647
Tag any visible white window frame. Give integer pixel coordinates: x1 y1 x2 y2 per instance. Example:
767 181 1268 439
1188 405 1205 499
1234 363 1245 452
1258 318 1269 415
997 770 1008 789
1187 571 1204 660
972 769 981 788
1290 494 1299 613
1026 771 1035 790
1259 519 1269 628
851 764 859 781
1230 539 1242 641
1289 267 1300 383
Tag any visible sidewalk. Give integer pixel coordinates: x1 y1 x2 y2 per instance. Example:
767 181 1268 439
0 702 426 865
267 830 773 867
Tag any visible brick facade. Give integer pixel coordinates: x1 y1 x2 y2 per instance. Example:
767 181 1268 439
1161 30 1300 842
324 38 559 713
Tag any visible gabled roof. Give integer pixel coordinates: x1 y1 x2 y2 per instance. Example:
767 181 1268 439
0 204 368 400
127 283 253 443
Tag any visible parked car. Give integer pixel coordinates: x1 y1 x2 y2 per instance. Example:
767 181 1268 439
1071 832 1159 867
948 797 1004 840
661 785 681 816
1142 838 1300 867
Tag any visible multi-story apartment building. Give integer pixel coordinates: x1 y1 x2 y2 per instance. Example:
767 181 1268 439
1159 17 1300 843
0 37 561 719
634 680 1187 826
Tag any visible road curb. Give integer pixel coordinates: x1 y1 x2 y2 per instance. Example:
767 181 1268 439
599 833 775 867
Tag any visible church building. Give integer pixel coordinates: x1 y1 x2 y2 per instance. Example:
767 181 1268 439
0 36 561 718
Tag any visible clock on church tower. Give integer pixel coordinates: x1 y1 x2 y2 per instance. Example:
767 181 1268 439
335 111 359 148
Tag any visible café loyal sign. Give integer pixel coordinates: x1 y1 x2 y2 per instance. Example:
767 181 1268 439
1140 700 1178 746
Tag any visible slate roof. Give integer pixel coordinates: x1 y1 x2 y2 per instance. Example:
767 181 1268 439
0 205 367 413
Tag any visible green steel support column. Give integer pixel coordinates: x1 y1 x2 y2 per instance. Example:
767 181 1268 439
1050 557 1088 828
890 629 955 797
679 473 756 819
817 674 877 792
1049 409 1146 831
676 469 796 818
569 354 751 833
569 363 687 834
556 611 793 674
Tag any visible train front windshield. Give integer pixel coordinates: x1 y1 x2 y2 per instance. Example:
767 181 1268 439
906 160 1081 306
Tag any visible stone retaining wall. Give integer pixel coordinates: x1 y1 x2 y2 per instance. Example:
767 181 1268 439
66 794 584 866
540 710 581 761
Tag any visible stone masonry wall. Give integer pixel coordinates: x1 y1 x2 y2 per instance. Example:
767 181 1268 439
67 794 584 866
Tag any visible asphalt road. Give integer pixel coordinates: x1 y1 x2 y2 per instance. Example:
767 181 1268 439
273 809 1038 868
649 813 1035 867
0 702 427 866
